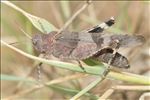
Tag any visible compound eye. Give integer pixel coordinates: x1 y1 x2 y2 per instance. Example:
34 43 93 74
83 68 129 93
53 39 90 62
32 34 42 45
32 38 38 45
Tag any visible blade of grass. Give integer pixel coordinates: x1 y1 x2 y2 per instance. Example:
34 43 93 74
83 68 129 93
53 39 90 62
112 85 150 91
98 88 114 100
1 74 36 83
115 2 130 29
49 85 99 99
1 17 17 36
55 0 92 36
70 77 103 100
25 20 33 54
49 2 64 28
4 73 87 100
60 1 71 20
108 71 150 85
2 1 57 33
87 4 97 22
98 85 150 99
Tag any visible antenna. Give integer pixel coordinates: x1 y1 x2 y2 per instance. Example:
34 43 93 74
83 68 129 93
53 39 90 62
8 21 32 45
14 21 32 39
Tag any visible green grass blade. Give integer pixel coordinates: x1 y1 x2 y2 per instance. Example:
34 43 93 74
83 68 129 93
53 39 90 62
2 1 58 33
1 74 36 83
71 77 103 99
60 1 71 19
115 2 129 29
48 85 98 99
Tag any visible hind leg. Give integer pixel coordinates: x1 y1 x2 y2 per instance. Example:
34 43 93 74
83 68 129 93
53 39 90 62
103 39 120 77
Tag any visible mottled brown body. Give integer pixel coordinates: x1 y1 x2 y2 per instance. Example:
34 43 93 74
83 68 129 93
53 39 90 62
32 17 145 69
32 30 145 68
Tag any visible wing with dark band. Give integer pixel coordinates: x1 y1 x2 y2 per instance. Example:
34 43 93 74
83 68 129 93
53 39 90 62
90 48 130 68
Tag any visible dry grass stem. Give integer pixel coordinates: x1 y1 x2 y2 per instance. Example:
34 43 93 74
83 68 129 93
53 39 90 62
4 73 87 100
55 0 92 37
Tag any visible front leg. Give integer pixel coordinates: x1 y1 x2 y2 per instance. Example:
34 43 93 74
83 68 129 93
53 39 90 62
76 60 86 72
